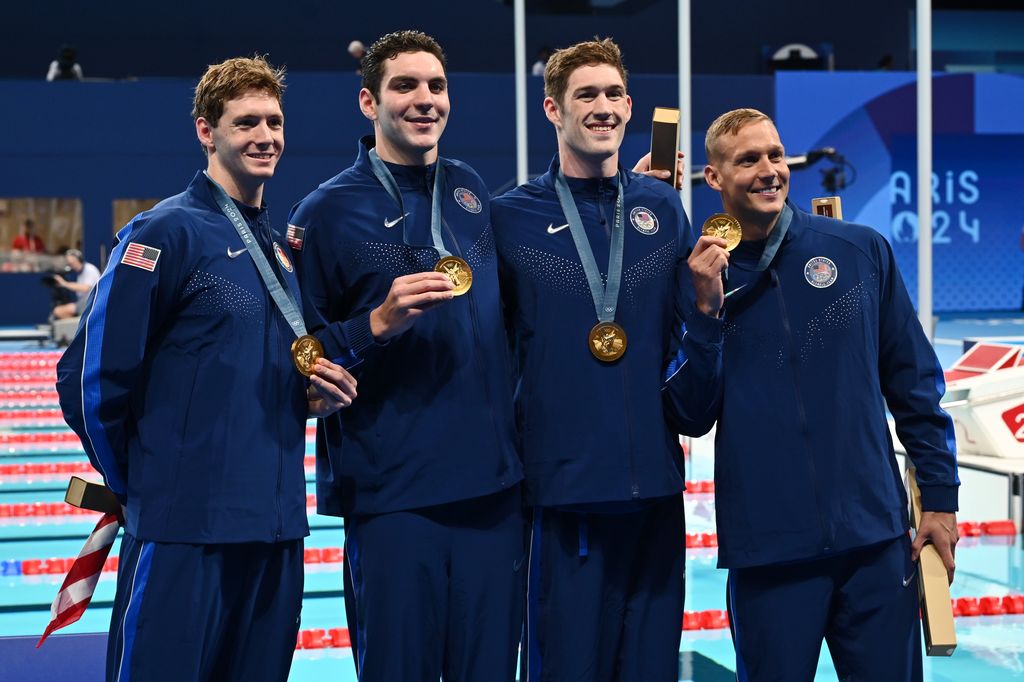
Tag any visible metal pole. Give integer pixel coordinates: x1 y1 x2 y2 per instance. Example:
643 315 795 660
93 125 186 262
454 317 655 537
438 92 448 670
514 0 528 187
917 0 933 339
679 0 692 217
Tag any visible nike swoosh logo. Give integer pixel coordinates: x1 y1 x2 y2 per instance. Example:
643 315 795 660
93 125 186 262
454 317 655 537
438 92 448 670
724 284 747 298
902 568 917 587
547 223 569 234
384 212 410 228
227 247 247 259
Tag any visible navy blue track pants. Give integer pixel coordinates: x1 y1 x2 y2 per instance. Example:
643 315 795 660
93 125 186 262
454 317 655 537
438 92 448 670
106 533 304 682
727 534 923 681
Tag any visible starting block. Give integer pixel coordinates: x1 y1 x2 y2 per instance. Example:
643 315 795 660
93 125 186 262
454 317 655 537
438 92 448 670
942 342 1024 458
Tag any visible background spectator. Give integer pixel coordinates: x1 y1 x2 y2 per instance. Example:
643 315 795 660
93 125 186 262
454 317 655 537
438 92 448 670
11 219 46 253
46 45 83 81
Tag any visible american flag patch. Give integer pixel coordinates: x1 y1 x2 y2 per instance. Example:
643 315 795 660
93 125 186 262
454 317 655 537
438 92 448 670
286 224 305 251
121 242 161 271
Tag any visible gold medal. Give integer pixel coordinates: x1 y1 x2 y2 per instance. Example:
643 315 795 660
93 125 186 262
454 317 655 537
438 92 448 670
589 322 627 362
702 213 742 251
434 255 473 296
291 334 324 377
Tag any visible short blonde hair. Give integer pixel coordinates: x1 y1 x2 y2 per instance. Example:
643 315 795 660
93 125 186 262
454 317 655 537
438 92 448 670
192 55 286 126
704 108 773 163
544 38 628 107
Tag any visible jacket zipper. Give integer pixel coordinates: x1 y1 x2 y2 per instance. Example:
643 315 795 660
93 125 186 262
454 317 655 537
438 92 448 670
770 268 828 550
440 210 506 476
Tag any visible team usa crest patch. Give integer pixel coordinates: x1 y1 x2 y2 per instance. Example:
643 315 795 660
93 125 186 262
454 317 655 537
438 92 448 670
804 256 838 288
630 207 659 235
286 224 305 251
454 187 483 214
274 242 293 272
121 242 161 271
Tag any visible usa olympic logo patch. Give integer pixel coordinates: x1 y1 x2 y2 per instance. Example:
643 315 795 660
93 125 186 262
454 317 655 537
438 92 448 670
804 257 837 288
453 187 482 214
274 242 293 272
630 207 659 235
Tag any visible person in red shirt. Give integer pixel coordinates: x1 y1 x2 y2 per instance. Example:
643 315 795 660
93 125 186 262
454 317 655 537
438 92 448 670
11 219 46 253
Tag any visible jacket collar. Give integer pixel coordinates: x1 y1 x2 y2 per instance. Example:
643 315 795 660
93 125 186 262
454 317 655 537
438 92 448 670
539 153 629 197
356 135 440 191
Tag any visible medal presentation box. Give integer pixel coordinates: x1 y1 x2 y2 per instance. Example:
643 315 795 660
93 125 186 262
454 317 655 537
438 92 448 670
907 468 957 656
650 107 680 187
66 476 121 515
811 196 842 219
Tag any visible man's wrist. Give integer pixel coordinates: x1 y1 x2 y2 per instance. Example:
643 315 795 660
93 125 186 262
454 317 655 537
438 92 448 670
369 307 388 341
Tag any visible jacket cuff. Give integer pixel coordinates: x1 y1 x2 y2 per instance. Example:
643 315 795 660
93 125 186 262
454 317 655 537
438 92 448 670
684 306 724 345
320 311 376 366
919 484 959 513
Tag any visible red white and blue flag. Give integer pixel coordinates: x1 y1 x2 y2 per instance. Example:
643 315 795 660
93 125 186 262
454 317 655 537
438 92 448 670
37 512 120 647
286 224 305 251
121 242 161 271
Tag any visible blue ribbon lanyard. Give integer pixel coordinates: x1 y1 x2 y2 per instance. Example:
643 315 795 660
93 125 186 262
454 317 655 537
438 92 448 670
752 202 794 272
367 148 450 257
203 172 307 338
554 169 625 325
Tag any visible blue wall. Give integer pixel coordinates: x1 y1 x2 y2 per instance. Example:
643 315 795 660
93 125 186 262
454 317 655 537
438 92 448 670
0 72 771 325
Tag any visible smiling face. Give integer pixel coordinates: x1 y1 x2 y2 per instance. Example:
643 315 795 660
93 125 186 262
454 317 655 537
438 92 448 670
545 63 631 178
704 119 789 236
360 50 449 165
197 89 284 206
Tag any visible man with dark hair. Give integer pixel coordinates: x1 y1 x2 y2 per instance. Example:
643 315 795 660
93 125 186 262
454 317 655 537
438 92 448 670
679 107 959 681
287 30 523 681
491 38 725 681
56 56 358 681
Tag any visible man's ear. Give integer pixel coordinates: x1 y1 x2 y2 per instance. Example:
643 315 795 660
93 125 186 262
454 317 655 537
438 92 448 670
704 164 721 191
543 96 562 128
358 88 378 122
196 117 215 153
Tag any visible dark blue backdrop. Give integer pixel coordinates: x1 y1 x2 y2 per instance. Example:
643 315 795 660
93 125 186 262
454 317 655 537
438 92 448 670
0 72 771 325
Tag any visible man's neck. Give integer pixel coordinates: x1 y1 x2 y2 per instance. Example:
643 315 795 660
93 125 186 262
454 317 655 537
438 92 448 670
736 210 782 242
206 165 263 208
373 135 437 167
557 142 618 179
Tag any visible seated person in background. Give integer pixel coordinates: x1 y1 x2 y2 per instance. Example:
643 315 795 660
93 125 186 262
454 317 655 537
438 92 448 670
52 249 99 319
12 219 47 253
46 45 83 81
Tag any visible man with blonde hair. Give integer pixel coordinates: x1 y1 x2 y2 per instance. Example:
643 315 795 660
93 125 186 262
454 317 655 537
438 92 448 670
686 107 959 680
56 56 357 681
492 38 726 681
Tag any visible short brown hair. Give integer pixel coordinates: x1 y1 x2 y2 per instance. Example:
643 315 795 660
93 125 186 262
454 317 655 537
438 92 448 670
544 38 628 107
361 30 447 101
192 56 286 125
704 108 774 162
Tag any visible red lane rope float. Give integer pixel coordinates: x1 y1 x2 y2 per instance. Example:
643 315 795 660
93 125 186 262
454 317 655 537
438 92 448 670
5 546 345 577
0 461 95 477
0 433 80 445
0 457 317 480
295 627 351 650
0 378 59 387
0 409 64 421
0 391 59 401
0 359 59 371
0 352 62 361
